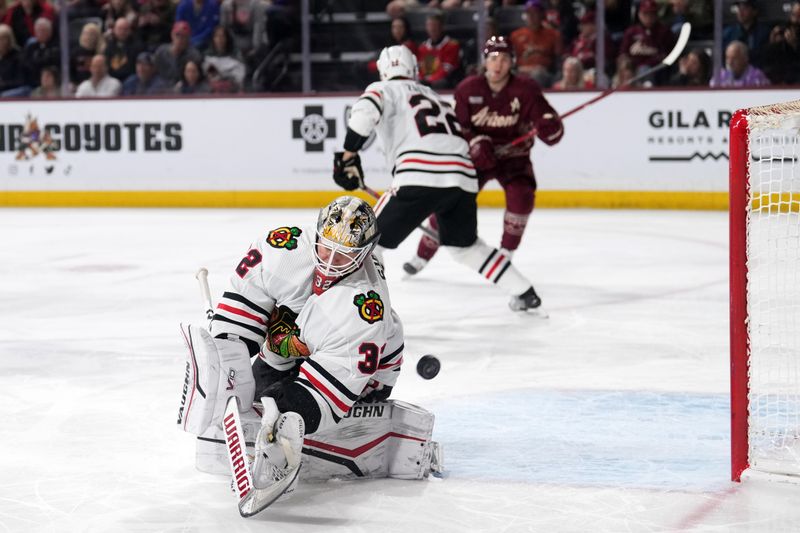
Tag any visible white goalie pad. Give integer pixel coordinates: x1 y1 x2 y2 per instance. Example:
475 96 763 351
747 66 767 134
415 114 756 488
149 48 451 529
177 324 256 435
194 399 443 481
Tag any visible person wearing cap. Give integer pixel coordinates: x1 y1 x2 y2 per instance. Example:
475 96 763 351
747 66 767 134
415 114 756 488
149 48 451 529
568 10 613 72
175 0 220 49
723 0 770 67
75 54 122 97
122 51 170 95
618 0 676 80
509 0 563 87
404 36 563 276
153 20 203 84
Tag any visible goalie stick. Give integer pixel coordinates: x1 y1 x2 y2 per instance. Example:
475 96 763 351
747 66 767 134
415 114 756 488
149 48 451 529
195 267 214 323
496 22 692 157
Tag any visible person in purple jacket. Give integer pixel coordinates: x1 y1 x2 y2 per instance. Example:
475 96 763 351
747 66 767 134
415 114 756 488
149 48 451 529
711 40 770 88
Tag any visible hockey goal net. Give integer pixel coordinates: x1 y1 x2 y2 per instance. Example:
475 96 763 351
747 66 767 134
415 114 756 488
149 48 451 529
730 100 800 482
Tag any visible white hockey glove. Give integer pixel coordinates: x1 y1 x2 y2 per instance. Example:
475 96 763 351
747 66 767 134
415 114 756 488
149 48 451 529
238 397 305 516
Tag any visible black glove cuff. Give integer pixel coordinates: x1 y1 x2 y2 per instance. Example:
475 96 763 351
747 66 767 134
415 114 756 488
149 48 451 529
344 128 369 152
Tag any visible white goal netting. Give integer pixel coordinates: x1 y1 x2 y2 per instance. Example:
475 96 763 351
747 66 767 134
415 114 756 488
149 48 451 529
745 101 800 477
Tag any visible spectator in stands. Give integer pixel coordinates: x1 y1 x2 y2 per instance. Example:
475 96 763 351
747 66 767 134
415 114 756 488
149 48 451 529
669 47 711 86
604 0 632 41
71 22 106 85
611 53 636 88
662 0 713 39
22 17 58 88
3 0 53 50
723 0 770 67
791 1 800 30
174 58 210 93
568 10 612 73
711 40 770 88
425 0 461 10
137 0 175 51
203 25 244 91
618 0 675 82
0 23 25 95
30 65 62 97
761 24 800 85
368 17 417 77
106 18 142 82
220 0 266 60
103 0 138 34
544 0 578 50
385 0 414 19
64 0 103 20
122 51 169 94
510 0 562 87
552 56 593 89
75 54 122 96
417 12 461 89
175 0 220 50
154 21 203 84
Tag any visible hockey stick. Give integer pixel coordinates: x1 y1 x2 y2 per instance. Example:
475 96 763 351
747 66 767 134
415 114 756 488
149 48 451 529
496 22 692 156
361 185 439 241
195 267 214 322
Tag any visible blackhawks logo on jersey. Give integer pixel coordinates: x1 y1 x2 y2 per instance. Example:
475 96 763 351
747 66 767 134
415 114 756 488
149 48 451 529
267 305 310 358
353 290 384 324
267 226 302 250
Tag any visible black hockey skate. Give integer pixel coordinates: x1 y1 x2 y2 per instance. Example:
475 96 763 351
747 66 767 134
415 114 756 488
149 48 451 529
402 256 428 276
509 286 541 312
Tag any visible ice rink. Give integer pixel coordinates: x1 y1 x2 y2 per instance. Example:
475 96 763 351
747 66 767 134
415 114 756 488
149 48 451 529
2 206 799 532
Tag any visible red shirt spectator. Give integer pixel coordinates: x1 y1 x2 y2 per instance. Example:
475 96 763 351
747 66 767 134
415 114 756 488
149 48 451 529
569 10 613 71
3 0 54 48
417 13 460 89
618 0 676 71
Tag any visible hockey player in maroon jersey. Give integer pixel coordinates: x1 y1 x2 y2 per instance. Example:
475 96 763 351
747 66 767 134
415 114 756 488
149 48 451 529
404 36 564 276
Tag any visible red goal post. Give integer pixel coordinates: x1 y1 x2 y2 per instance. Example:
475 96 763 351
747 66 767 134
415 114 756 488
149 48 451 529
730 100 800 483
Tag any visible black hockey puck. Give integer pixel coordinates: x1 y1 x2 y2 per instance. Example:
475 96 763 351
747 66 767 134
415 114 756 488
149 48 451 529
416 355 440 380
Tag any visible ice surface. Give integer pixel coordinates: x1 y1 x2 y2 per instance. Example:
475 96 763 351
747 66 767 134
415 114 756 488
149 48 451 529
1 207 799 532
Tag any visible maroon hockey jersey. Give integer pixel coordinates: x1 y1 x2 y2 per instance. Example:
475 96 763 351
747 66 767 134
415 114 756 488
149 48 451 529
454 74 560 160
619 22 676 69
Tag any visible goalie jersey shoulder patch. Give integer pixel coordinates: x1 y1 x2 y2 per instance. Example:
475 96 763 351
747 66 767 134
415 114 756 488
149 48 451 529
267 226 302 250
353 290 384 324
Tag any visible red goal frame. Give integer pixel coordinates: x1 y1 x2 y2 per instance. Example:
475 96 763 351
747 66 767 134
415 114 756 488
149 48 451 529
729 108 750 483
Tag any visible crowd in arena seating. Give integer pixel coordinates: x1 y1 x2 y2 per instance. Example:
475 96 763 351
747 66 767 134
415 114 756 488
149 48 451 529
0 0 794 97
0 0 293 97
384 0 798 91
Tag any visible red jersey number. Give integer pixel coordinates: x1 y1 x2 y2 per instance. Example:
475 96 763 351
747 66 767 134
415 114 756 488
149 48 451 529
235 249 263 278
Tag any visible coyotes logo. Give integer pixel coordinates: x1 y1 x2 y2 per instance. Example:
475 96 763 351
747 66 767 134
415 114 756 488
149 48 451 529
16 114 56 161
353 291 384 324
267 226 302 250
267 305 310 358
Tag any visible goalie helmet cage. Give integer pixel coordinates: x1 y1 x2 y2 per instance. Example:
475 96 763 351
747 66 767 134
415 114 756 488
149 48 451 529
730 99 800 483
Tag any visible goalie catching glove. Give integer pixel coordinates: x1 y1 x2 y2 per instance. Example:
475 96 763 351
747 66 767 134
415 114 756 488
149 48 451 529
333 152 365 191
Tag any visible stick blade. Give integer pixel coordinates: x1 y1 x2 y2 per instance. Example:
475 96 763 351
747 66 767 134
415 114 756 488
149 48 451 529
663 23 692 67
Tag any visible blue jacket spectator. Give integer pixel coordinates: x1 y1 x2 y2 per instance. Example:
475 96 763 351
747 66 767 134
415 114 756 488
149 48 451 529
122 51 170 95
175 0 220 49
723 0 770 66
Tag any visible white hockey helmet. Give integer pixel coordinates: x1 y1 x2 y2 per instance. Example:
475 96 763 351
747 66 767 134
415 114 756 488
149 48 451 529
377 45 418 81
314 196 380 278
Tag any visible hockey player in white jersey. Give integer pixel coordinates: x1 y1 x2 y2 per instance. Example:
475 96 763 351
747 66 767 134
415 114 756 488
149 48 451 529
333 45 542 312
177 196 440 516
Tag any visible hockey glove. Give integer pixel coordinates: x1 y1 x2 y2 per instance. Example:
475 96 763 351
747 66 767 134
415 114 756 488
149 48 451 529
536 113 564 146
333 152 365 191
468 135 497 171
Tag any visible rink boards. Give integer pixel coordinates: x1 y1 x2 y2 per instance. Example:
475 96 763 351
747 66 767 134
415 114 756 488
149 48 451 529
0 88 797 209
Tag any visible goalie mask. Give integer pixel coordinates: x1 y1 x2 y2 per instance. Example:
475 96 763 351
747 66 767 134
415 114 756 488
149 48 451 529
313 196 380 292
377 45 418 81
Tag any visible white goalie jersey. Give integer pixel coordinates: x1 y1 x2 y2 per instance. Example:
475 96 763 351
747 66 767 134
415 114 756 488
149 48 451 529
209 224 404 434
348 79 478 193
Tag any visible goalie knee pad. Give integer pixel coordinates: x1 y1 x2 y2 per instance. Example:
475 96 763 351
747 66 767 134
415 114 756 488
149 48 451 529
177 324 255 436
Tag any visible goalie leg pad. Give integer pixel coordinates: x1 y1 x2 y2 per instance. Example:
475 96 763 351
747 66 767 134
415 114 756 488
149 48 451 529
177 324 255 435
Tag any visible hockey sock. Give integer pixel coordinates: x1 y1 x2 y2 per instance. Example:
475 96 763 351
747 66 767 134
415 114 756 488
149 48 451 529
501 211 530 251
415 215 440 261
447 238 531 295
